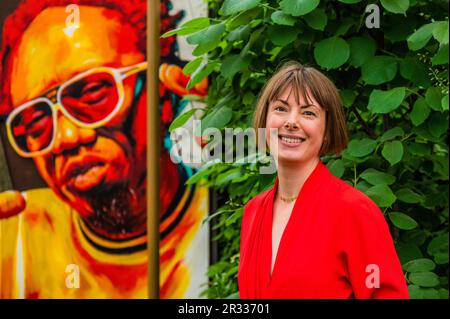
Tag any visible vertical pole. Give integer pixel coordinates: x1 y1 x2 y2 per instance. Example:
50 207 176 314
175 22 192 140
147 0 160 299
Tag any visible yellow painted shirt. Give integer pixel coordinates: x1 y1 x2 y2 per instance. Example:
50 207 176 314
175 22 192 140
0 185 208 298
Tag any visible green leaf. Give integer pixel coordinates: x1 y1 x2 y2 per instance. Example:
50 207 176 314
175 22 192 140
410 98 431 126
200 106 233 134
380 127 405 143
340 89 356 108
402 230 427 246
202 207 231 225
181 95 203 102
409 272 440 288
189 24 225 56
267 25 300 46
187 61 219 89
380 0 409 14
227 6 262 28
225 292 240 299
241 26 265 56
356 180 371 193
425 87 443 111
169 108 201 133
186 167 211 185
242 92 256 106
368 87 406 114
442 94 449 111
183 57 203 75
161 17 210 38
397 243 423 265
389 212 418 230
271 11 297 26
361 56 397 85
399 57 431 87
432 44 449 65
314 37 350 69
227 25 251 42
221 0 261 16
187 23 225 45
347 138 377 157
303 8 327 31
412 125 440 142
409 286 441 299
432 21 449 45
396 188 424 204
348 36 376 67
439 289 449 299
408 142 431 156
365 185 396 207
408 285 423 299
434 252 449 265
428 233 449 257
403 258 436 273
280 0 320 17
161 27 201 38
360 168 396 185
181 17 210 29
427 112 448 138
220 54 251 79
407 23 435 51
192 45 216 57
259 172 276 192
327 159 345 178
216 168 242 186
161 28 186 38
431 156 449 181
422 288 441 299
382 140 404 166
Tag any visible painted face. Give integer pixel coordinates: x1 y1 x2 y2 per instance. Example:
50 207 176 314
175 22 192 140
9 6 147 230
266 86 326 166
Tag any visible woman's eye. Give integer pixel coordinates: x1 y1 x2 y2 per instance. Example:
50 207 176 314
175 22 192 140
303 111 316 117
274 106 286 112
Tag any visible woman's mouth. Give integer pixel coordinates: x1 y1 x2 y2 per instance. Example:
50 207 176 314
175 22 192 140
278 134 306 146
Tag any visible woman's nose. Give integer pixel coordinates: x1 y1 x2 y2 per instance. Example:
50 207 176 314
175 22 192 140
284 112 300 130
52 112 97 154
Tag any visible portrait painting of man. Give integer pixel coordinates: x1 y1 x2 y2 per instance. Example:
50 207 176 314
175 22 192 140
0 0 209 299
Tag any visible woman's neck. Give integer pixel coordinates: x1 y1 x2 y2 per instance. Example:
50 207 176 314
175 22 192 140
276 157 320 199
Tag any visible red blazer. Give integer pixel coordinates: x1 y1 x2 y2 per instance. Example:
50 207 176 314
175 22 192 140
238 161 409 299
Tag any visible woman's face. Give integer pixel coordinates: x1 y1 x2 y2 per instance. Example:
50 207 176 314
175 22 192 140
266 86 326 165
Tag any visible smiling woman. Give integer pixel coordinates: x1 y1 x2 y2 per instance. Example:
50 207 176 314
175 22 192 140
238 61 410 299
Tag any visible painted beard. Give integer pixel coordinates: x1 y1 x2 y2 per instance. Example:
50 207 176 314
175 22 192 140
83 183 146 238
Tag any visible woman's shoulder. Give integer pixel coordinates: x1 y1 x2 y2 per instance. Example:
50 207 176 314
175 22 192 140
244 188 272 212
322 174 391 242
326 172 383 218
240 187 273 228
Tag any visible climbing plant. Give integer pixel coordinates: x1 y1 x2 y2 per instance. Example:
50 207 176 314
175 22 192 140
165 0 449 299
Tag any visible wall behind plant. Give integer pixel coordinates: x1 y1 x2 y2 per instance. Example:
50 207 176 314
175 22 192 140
165 0 449 299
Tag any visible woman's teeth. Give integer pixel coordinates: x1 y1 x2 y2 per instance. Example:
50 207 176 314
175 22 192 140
280 136 305 143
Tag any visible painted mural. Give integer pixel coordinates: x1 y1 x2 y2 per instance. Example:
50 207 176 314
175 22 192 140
0 0 209 298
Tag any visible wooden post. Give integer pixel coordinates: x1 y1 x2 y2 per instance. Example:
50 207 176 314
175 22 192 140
147 0 160 299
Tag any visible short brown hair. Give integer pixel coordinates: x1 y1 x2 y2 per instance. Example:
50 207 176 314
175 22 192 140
253 61 348 156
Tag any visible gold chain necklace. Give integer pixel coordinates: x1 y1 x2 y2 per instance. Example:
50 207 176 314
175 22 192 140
279 194 298 203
